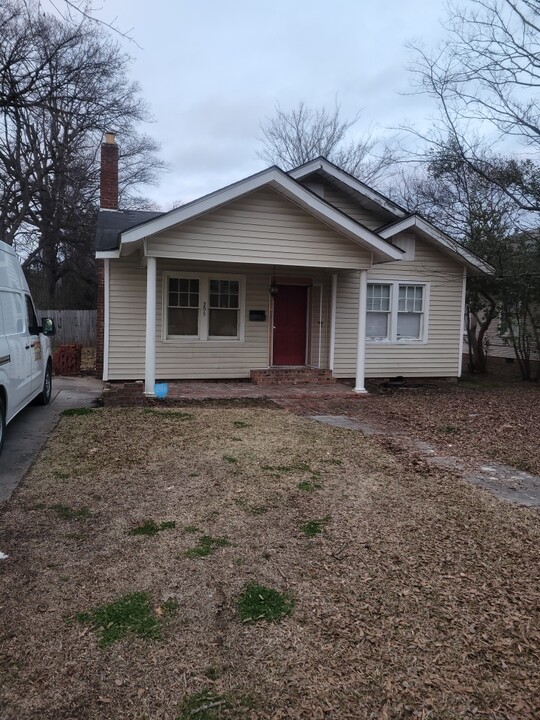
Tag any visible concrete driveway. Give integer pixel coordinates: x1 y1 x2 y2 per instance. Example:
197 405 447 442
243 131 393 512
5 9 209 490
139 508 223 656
0 376 103 503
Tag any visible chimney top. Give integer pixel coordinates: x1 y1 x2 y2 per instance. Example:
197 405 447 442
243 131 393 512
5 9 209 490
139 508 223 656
100 133 119 210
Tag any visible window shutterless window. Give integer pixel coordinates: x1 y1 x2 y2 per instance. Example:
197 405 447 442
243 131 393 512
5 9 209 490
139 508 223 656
164 274 244 341
167 278 200 336
366 284 391 339
209 279 239 337
366 281 428 342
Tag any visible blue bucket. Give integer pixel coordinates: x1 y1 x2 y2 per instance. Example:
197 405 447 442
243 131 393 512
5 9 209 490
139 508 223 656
154 382 169 399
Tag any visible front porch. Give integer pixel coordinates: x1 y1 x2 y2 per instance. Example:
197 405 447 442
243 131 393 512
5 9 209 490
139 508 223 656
133 257 369 396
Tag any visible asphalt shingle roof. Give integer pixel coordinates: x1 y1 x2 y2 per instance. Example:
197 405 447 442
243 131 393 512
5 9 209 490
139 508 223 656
95 209 163 251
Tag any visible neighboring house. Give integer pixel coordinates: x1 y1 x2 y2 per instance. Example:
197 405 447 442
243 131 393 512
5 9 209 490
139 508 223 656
464 319 517 361
95 134 493 394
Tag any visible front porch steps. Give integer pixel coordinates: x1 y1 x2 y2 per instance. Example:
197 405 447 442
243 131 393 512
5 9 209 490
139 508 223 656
250 367 335 386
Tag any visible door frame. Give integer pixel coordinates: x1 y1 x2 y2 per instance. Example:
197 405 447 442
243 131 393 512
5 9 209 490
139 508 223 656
270 280 311 367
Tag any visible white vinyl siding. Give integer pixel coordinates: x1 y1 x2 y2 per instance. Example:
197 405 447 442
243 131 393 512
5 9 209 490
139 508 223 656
108 257 332 380
108 255 147 379
332 236 464 378
147 187 372 270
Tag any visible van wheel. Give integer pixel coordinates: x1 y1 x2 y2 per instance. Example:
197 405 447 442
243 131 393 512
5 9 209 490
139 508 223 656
35 363 52 406
0 396 5 456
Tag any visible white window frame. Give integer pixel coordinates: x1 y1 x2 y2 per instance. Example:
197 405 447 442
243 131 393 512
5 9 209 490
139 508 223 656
162 271 246 342
366 280 430 344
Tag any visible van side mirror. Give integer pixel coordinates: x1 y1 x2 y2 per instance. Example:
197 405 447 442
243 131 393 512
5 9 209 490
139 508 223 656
41 317 56 336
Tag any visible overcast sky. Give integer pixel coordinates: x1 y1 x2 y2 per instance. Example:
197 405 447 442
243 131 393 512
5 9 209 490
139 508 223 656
94 0 450 209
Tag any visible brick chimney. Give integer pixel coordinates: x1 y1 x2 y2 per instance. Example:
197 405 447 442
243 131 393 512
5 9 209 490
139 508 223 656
100 132 119 210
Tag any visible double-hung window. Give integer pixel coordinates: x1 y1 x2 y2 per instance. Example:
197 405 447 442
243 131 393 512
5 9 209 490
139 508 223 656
366 284 391 339
165 273 244 341
209 280 240 337
168 278 200 337
366 281 428 342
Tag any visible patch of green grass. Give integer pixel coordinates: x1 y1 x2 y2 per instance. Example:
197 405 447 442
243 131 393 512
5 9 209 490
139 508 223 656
237 583 295 623
232 420 251 428
128 519 176 536
322 458 342 465
177 690 230 720
184 524 199 533
142 408 193 420
50 504 91 520
223 455 238 464
61 407 95 417
185 535 230 558
204 666 219 681
300 516 331 537
52 470 70 480
297 480 322 492
76 592 161 646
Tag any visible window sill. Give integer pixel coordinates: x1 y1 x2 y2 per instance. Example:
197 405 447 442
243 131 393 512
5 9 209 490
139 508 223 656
366 339 428 345
163 336 244 343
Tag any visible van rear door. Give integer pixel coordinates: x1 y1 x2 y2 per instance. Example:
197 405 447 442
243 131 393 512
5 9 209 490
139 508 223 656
0 290 34 416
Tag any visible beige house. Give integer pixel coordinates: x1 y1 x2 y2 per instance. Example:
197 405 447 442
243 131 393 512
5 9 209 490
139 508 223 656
95 135 492 395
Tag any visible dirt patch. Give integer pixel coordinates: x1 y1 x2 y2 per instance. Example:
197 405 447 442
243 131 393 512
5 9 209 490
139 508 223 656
0 407 539 719
80 346 96 374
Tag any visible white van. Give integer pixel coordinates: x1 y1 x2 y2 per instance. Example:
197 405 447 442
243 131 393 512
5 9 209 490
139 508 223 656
0 240 55 455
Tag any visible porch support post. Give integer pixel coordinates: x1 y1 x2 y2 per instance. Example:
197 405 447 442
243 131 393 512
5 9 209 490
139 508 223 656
144 256 157 396
329 272 337 371
354 269 368 394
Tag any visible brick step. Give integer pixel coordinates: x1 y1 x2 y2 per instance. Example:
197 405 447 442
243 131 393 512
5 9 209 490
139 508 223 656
250 368 335 386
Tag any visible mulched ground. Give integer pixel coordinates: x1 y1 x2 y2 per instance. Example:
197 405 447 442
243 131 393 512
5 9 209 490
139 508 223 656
0 407 539 720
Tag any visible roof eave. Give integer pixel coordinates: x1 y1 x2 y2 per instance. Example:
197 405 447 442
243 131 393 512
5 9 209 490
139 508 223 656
117 167 403 262
379 216 495 275
288 157 408 219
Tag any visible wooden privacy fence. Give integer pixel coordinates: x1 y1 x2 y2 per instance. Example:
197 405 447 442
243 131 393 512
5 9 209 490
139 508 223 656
37 309 97 347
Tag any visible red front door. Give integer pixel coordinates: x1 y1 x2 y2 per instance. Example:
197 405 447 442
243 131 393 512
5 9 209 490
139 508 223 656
272 285 308 366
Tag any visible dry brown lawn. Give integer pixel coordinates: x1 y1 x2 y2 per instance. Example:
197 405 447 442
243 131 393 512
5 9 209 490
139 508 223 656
0 406 539 720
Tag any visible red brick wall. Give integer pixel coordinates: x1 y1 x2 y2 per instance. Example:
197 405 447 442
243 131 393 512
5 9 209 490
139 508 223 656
96 260 104 379
103 381 145 407
100 140 119 210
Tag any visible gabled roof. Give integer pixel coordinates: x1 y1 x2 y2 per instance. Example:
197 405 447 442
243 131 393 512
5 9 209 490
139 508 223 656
288 156 408 219
96 209 163 252
106 165 403 263
377 215 495 275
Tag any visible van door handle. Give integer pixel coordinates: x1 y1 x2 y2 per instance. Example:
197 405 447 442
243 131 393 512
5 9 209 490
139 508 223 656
25 344 31 349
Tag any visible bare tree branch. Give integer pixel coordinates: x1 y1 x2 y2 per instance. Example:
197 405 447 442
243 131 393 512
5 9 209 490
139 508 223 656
258 101 402 185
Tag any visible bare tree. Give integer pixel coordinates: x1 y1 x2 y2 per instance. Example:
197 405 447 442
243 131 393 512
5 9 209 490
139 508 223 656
0 3 165 307
407 0 540 212
258 102 400 185
394 138 540 377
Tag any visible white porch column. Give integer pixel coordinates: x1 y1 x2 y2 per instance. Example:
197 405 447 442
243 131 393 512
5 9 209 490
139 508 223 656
354 269 368 394
144 256 157 396
328 272 338 371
